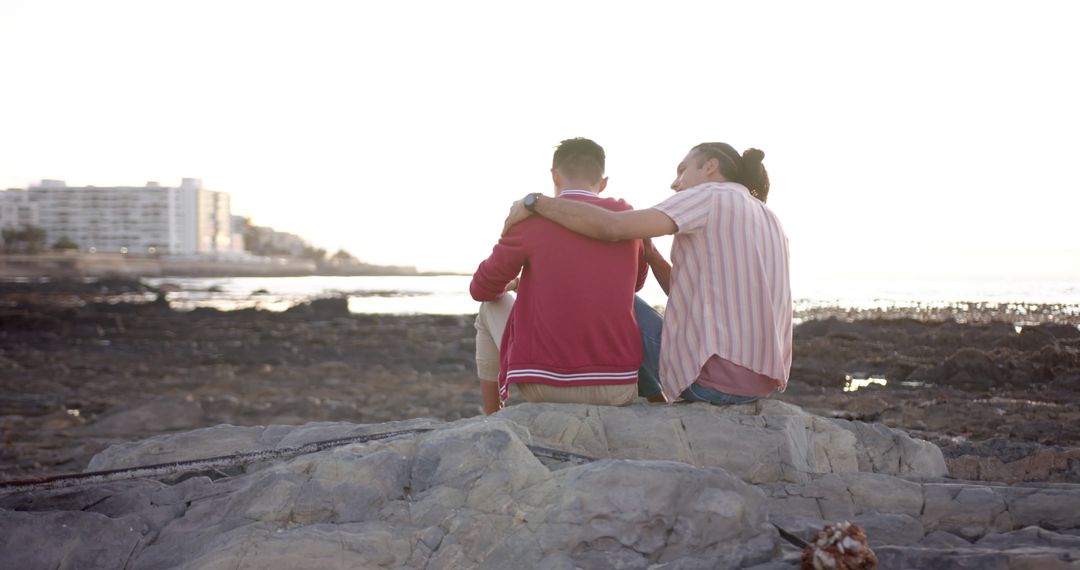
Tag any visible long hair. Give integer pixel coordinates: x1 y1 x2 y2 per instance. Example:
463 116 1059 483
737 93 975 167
691 142 770 202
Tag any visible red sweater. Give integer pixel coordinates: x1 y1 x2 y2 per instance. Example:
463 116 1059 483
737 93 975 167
470 190 647 400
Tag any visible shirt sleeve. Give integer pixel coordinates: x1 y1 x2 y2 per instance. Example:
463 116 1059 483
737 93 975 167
612 198 649 292
654 186 713 234
469 223 530 302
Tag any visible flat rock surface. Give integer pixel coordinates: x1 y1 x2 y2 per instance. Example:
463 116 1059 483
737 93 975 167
2 414 783 569
2 405 1079 568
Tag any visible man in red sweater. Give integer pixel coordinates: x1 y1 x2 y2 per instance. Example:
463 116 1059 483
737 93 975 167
470 138 648 414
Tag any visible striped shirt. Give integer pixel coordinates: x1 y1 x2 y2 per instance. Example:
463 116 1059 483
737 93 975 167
653 181 792 400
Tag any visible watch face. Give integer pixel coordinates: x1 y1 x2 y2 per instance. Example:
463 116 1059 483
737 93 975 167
525 193 538 210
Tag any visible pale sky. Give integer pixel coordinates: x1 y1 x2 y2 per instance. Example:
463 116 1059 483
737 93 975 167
2 0 1078 281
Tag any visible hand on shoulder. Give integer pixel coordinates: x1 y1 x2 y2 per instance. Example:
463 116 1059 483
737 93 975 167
501 199 531 237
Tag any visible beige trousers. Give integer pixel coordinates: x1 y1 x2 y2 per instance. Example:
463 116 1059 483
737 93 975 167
474 294 638 406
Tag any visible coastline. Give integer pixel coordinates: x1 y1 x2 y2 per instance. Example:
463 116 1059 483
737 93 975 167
0 252 469 279
1 281 1078 485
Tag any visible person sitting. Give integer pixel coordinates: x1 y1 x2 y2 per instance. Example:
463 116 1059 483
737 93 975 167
471 137 648 414
503 142 792 406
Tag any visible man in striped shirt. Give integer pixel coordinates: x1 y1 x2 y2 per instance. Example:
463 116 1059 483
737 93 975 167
471 138 649 414
503 142 792 405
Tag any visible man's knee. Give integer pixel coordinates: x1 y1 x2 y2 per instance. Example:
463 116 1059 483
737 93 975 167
475 296 513 382
476 296 513 333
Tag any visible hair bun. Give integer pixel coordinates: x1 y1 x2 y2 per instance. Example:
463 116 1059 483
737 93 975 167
742 148 765 164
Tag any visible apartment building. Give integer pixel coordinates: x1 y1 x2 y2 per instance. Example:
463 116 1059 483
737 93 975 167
15 178 234 255
0 189 40 230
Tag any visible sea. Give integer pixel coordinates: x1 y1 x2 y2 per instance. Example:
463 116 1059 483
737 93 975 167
141 275 1080 324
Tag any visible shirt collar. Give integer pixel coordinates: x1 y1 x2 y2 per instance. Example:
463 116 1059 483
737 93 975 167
558 188 597 198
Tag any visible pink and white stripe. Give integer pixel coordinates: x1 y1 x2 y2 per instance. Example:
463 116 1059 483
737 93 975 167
558 189 598 198
653 181 792 399
500 368 638 399
506 369 639 382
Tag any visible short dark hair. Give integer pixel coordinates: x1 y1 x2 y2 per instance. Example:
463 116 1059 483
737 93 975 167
691 142 771 202
552 138 605 184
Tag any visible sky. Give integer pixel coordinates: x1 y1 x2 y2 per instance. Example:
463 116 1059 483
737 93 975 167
2 0 1078 282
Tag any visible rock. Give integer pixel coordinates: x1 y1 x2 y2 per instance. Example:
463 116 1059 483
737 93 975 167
976 526 1080 550
497 460 778 569
1035 323 1080 340
498 401 945 484
0 510 145 569
2 402 1078 568
76 397 205 438
87 418 442 471
874 544 1080 569
1017 326 1060 351
0 413 776 568
1003 485 1080 531
762 472 922 526
828 417 948 477
850 513 925 546
765 470 1080 545
906 364 946 384
838 394 890 421
961 321 1020 347
922 483 1012 539
942 438 1080 483
794 317 869 341
842 472 925 518
943 347 1004 387
285 296 350 318
919 530 972 548
0 393 58 416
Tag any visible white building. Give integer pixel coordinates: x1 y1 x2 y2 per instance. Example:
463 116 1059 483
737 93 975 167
0 189 40 230
15 178 234 255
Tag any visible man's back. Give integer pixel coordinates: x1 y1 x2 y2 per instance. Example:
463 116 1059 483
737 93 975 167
655 181 792 397
470 191 646 396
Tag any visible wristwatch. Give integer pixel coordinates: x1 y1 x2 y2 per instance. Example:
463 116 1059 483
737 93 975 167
523 192 542 213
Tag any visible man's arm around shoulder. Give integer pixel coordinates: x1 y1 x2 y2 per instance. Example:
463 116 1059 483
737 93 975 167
503 195 677 242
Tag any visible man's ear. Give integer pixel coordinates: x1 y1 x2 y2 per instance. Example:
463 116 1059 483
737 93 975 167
705 157 722 177
551 168 561 189
597 177 608 194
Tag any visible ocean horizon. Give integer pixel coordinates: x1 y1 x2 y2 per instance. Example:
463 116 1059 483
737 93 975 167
134 274 1080 324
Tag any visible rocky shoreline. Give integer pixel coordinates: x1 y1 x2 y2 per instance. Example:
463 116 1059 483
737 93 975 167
0 280 1078 486
2 280 1080 567
3 403 1079 568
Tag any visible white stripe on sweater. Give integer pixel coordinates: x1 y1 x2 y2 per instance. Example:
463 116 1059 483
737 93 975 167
507 369 638 382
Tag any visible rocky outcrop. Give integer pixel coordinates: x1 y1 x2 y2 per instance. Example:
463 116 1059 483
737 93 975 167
497 400 946 483
3 415 777 569
3 402 1078 568
943 438 1080 483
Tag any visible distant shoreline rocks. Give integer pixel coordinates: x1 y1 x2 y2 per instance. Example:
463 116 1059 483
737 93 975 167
0 252 429 280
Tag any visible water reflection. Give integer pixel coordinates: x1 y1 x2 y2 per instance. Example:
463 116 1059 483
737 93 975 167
843 374 888 392
972 397 1059 408
120 275 1080 319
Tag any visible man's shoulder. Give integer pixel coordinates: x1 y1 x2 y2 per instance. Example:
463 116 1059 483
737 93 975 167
601 196 635 212
565 193 635 212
